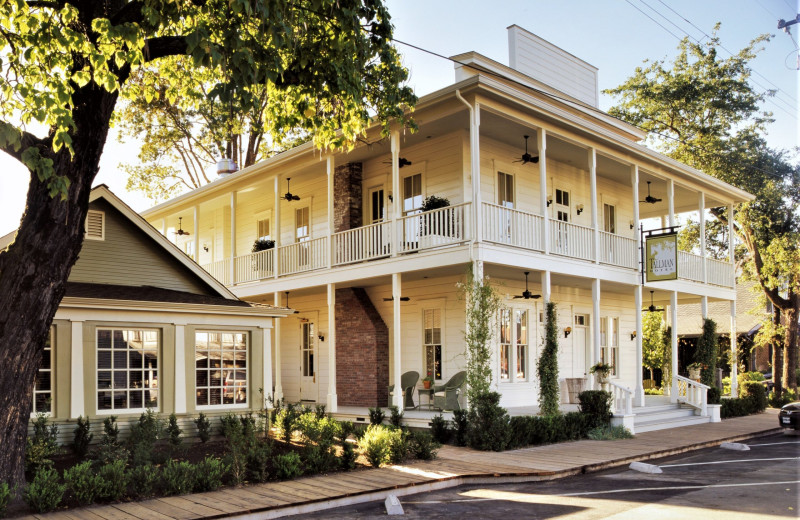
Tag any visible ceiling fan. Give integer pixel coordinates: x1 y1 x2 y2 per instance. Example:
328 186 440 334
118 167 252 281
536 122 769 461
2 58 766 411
640 181 663 204
383 296 410 302
282 178 300 202
382 157 412 168
175 217 190 236
513 272 541 300
643 290 665 312
513 135 539 165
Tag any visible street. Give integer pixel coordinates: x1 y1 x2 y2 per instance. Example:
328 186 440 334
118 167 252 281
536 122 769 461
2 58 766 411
301 432 800 519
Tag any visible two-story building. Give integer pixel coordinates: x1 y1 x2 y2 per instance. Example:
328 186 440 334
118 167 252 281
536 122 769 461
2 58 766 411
143 27 751 432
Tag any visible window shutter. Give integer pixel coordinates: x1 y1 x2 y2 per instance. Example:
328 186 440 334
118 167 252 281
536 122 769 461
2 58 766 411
86 210 104 240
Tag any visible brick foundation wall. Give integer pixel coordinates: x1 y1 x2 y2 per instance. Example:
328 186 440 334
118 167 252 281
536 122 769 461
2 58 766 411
333 162 362 233
335 287 389 406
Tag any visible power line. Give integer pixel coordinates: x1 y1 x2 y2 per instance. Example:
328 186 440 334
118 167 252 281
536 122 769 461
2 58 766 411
641 0 704 43
390 38 795 183
624 0 682 40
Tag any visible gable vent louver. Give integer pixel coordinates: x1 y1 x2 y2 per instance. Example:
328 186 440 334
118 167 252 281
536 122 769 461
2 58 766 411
85 210 104 240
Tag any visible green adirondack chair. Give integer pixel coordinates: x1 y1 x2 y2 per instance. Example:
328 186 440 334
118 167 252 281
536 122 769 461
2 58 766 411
388 371 419 409
433 370 467 411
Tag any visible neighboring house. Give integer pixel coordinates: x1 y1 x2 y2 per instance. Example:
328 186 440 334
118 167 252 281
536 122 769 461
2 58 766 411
142 27 752 432
1 186 291 437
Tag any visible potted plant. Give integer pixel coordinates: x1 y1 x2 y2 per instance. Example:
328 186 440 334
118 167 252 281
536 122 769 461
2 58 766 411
419 195 453 248
590 362 612 386
422 375 433 389
687 362 704 381
251 238 275 276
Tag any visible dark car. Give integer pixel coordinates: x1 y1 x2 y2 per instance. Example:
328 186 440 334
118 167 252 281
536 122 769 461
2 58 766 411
779 402 800 429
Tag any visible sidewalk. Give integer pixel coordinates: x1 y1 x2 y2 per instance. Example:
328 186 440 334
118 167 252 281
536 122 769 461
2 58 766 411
22 411 782 520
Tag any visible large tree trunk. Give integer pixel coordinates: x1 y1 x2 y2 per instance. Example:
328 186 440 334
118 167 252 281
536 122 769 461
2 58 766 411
784 294 799 391
772 307 783 398
0 84 118 488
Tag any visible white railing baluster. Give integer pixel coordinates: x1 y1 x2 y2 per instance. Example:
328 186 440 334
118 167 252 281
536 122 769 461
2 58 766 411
674 375 709 416
607 381 633 415
399 202 471 253
480 202 545 252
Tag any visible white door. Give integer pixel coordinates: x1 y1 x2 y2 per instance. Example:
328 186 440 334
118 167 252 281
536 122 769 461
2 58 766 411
574 314 589 377
368 187 389 255
299 321 317 401
554 188 570 255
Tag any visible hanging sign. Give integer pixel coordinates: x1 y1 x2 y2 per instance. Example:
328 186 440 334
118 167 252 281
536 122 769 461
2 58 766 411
644 232 678 282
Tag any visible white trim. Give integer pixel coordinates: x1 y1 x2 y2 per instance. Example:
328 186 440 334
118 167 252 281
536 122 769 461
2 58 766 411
95 327 161 414
174 325 186 414
70 321 84 419
194 330 249 408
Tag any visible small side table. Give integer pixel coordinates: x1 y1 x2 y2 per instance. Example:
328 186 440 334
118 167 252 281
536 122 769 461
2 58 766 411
417 387 435 410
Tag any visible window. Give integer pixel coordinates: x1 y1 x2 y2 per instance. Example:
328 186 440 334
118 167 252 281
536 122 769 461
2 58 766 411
33 329 53 414
423 308 442 380
195 332 247 407
369 188 385 223
85 210 104 240
604 204 616 233
499 308 529 382
403 173 423 216
600 317 619 376
555 189 569 222
97 329 159 412
499 308 511 380
497 172 514 208
257 218 271 241
295 207 309 242
185 241 195 259
301 323 314 378
515 309 528 380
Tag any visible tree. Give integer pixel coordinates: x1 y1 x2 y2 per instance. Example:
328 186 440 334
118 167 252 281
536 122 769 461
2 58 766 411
537 302 559 416
459 268 501 405
642 311 669 383
695 318 718 388
0 0 415 489
605 27 800 396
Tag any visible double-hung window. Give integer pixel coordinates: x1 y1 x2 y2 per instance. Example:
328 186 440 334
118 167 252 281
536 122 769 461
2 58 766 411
33 329 53 414
499 307 529 382
195 332 248 407
423 308 442 381
97 329 159 412
599 317 619 376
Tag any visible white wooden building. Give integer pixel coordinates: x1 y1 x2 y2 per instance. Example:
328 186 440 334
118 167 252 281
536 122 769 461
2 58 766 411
143 27 752 432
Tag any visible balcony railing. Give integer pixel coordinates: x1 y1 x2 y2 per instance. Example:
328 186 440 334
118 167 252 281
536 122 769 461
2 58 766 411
707 257 734 287
550 220 595 261
482 203 544 251
278 237 328 276
202 258 232 286
235 249 274 283
333 221 392 266
678 251 704 282
599 232 638 269
399 203 471 253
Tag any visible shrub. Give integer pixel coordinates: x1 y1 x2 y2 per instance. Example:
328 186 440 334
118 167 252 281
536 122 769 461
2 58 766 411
452 409 469 446
563 412 590 440
388 428 410 464
578 390 612 429
338 420 355 442
538 302 560 416
466 392 510 451
252 238 275 252
368 407 385 426
587 425 634 440
102 415 119 444
161 460 196 496
24 467 65 513
644 387 664 395
128 409 162 466
314 404 327 419
339 441 357 470
273 403 301 442
129 463 159 498
388 406 403 427
0 482 13 518
769 388 797 408
430 414 451 444
296 413 340 473
63 461 101 506
273 452 303 480
194 457 228 492
742 381 768 413
695 318 718 387
358 424 394 467
707 387 722 405
240 413 256 439
25 413 59 473
220 412 242 438
97 459 128 501
167 413 182 449
72 416 93 458
246 442 272 483
195 413 211 443
409 431 440 460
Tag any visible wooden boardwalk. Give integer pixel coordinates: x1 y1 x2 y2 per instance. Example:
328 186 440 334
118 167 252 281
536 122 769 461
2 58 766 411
20 411 782 520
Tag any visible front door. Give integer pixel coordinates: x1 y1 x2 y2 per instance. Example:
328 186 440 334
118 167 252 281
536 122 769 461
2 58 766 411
554 188 570 254
300 321 317 401
574 314 589 377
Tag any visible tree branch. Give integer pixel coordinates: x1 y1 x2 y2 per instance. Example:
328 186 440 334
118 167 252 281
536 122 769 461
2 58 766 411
110 0 145 25
0 128 45 165
143 36 188 63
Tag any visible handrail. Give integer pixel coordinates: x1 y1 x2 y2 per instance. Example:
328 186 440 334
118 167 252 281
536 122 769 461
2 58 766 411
399 202 471 253
481 202 544 251
675 375 709 416
607 380 633 415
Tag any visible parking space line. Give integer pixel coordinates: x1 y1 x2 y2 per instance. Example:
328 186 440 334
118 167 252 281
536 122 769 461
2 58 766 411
562 480 800 497
660 457 799 468
747 441 800 447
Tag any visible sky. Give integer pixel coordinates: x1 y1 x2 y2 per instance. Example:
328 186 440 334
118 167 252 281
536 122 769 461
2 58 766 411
1 0 797 235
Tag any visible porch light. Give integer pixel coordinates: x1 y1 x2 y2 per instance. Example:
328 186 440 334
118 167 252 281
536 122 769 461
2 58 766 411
547 195 553 207
564 326 572 338
318 334 325 342
576 204 584 215
630 331 637 340
629 219 635 229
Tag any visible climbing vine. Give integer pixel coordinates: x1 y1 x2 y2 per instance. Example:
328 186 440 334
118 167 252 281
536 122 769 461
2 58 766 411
695 318 718 387
537 302 560 416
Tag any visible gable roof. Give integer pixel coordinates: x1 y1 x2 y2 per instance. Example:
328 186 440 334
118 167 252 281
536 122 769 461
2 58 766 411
677 281 767 336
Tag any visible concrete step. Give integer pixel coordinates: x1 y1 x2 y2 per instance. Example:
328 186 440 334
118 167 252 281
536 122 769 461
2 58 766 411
634 415 711 433
633 403 685 415
635 407 698 426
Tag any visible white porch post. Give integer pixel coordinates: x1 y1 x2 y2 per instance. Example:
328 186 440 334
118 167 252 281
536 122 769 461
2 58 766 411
589 147 599 263
327 156 334 269
631 166 640 237
591 279 601 390
327 283 338 412
274 177 280 279
670 291 679 402
539 129 549 254
730 300 738 397
261 326 273 407
473 259 484 281
273 292 283 400
174 324 186 414
634 285 644 406
542 270 551 304
70 321 84 419
699 192 707 283
667 179 675 227
160 218 166 236
230 191 236 284
472 102 482 243
701 296 709 319
392 273 403 408
391 130 401 257
193 205 200 263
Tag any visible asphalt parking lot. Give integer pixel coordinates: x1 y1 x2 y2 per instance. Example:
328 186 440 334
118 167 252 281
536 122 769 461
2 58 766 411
301 432 800 519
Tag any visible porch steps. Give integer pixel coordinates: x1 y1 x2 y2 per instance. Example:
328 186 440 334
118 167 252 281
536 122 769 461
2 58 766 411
633 403 711 433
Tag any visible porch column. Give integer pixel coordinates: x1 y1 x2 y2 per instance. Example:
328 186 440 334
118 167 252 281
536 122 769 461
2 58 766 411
670 291 679 403
261 326 273 407
631 165 640 240
667 179 675 227
174 324 186 414
730 300 738 397
728 204 735 288
327 283 338 412
392 273 403 408
539 129 549 254
589 147 599 263
542 270 551 304
274 177 280 279
230 191 236 284
160 218 166 236
193 205 199 262
701 296 709 319
591 279 601 390
634 285 644 406
327 156 334 269
391 130 401 258
473 259 484 281
274 292 283 400
471 101 482 243
699 192 707 283
70 321 84 419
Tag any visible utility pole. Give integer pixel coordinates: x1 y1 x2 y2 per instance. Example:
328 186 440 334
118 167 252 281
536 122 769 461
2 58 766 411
778 14 800 70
